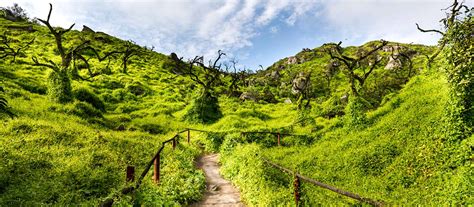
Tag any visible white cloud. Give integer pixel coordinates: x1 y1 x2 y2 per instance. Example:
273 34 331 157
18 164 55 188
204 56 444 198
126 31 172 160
0 0 316 62
319 0 474 46
0 0 472 67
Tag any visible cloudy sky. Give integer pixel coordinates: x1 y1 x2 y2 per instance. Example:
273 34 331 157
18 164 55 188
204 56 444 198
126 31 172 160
1 0 470 69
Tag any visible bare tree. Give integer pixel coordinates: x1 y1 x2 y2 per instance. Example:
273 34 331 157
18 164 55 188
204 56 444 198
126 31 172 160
31 3 91 102
74 46 122 78
0 32 34 62
388 44 416 83
325 40 388 96
224 59 248 97
172 50 226 95
416 0 469 68
120 40 142 74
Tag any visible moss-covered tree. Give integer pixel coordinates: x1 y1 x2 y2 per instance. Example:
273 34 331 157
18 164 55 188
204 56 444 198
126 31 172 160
443 1 473 139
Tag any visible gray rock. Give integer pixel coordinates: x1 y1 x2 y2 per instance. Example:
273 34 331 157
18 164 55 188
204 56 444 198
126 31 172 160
340 94 349 104
292 72 309 94
270 70 280 79
284 98 292 104
385 55 402 70
239 92 257 101
287 56 298 65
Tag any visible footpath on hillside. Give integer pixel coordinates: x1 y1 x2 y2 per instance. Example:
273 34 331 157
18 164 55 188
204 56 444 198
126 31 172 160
191 154 245 207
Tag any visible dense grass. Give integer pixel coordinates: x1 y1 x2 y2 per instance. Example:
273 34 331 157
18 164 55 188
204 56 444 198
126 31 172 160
0 13 471 206
219 72 473 206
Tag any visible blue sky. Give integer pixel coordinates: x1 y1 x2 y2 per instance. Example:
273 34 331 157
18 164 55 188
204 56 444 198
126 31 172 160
1 0 471 70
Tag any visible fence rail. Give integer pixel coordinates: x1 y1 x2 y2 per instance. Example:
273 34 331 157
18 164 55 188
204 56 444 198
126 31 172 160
101 128 385 207
261 157 385 207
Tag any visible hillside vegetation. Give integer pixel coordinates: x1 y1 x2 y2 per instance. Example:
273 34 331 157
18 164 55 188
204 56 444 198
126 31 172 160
0 2 472 206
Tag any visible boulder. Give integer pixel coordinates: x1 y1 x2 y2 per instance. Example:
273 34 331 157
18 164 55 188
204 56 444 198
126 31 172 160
385 55 402 70
340 94 349 104
270 70 280 79
287 56 298 65
239 92 257 102
284 98 292 104
292 72 309 94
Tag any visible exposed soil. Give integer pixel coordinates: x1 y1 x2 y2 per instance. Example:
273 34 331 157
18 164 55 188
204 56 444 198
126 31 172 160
191 154 245 207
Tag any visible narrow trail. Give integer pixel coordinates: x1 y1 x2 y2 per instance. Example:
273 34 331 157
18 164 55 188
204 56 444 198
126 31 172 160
191 154 245 207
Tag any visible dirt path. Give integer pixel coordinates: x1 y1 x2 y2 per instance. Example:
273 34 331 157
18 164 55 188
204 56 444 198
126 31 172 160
191 154 244 207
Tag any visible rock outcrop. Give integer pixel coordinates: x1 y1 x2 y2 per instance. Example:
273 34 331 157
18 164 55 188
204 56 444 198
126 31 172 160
82 25 95 33
292 72 309 95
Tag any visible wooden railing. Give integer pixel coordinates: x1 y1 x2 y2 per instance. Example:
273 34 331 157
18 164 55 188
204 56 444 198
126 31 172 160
101 128 386 207
261 157 385 207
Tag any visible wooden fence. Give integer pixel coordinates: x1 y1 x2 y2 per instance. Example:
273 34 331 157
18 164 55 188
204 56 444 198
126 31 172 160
101 128 386 207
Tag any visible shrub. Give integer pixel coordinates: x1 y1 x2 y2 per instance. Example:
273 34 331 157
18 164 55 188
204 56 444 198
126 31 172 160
73 87 106 112
99 93 119 104
126 82 149 96
47 71 72 103
344 96 370 127
184 92 222 123
115 104 139 113
136 123 163 135
68 101 103 119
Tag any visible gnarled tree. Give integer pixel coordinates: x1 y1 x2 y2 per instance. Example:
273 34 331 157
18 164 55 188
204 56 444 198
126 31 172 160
0 32 34 62
171 50 226 123
325 40 388 97
120 40 142 74
32 4 91 102
418 0 472 139
224 59 248 97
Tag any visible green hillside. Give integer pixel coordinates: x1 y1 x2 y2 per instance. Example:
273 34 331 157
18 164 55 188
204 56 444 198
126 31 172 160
0 3 472 206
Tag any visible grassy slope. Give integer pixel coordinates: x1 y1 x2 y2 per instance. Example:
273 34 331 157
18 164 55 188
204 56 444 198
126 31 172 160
0 18 207 206
220 71 473 205
0 16 471 206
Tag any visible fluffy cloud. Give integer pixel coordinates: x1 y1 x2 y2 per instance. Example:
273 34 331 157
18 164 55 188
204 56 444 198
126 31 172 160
0 0 317 61
0 0 471 68
319 0 473 46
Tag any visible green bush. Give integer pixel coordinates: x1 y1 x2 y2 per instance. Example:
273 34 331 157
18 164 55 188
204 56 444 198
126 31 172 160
126 82 149 96
47 71 73 103
73 87 106 112
68 101 103 119
184 92 222 123
344 96 370 127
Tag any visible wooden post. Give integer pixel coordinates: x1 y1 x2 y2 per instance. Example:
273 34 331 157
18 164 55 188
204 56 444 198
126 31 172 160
172 138 177 150
126 166 135 182
277 133 281 146
294 175 301 206
187 129 190 143
153 155 160 184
